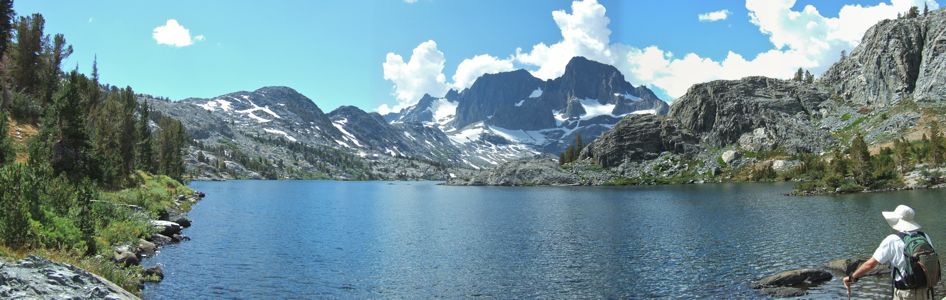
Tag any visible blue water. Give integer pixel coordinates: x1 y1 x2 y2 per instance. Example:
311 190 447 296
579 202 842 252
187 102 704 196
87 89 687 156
142 181 946 299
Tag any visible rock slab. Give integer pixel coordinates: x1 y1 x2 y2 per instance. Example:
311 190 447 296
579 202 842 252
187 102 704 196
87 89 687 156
0 256 139 299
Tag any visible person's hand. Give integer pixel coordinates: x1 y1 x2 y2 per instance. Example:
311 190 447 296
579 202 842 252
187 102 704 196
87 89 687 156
842 276 853 296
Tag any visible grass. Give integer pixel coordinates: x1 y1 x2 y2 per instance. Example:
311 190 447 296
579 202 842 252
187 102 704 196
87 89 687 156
0 170 194 296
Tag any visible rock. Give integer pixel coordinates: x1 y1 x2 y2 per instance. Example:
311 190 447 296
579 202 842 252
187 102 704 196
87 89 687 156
771 160 801 173
760 286 807 298
579 114 698 168
821 10 946 106
173 216 192 228
113 251 140 266
752 268 832 289
721 150 740 165
147 233 174 246
171 234 190 243
0 256 138 299
669 76 832 154
142 265 164 282
446 156 583 186
825 258 891 276
150 220 182 236
136 239 156 257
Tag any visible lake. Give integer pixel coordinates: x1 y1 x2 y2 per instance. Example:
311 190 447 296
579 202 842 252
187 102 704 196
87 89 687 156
142 181 946 299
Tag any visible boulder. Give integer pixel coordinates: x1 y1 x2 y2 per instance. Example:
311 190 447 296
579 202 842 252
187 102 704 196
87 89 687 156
771 160 801 173
148 233 174 246
136 239 156 257
142 265 164 282
113 251 139 266
825 258 891 276
721 150 740 165
760 286 807 298
752 268 832 289
171 234 190 243
150 220 182 236
0 256 138 299
173 216 192 228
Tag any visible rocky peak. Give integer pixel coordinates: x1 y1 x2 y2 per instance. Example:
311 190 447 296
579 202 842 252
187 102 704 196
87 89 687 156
821 9 946 106
455 69 543 128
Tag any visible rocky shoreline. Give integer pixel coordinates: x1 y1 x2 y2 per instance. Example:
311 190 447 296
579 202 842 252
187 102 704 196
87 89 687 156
0 191 205 298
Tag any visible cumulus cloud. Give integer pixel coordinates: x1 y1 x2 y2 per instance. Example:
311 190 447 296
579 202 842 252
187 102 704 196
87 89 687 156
153 19 202 47
379 0 941 111
699 9 731 22
452 54 515 90
382 40 449 112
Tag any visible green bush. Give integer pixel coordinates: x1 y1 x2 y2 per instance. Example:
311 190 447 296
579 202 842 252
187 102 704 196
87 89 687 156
841 113 852 121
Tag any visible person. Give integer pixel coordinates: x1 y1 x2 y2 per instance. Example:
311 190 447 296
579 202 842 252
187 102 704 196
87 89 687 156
843 205 936 300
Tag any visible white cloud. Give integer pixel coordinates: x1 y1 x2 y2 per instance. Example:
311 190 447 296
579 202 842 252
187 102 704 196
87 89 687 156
153 19 202 47
378 0 942 111
404 0 418 3
382 40 449 112
514 0 615 80
698 9 731 22
452 54 515 90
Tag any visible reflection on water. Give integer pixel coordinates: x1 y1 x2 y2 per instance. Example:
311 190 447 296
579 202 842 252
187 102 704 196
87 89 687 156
142 181 946 299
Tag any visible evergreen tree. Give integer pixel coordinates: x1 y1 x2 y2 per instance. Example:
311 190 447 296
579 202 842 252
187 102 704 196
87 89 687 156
136 99 153 171
75 178 96 255
0 164 38 249
91 92 132 187
0 112 14 165
840 50 847 60
12 14 46 97
575 133 583 153
893 137 914 172
925 4 930 15
41 33 72 105
793 68 804 81
34 71 93 181
907 6 919 18
804 70 814 84
155 114 186 181
0 0 13 61
929 121 944 165
849 133 872 185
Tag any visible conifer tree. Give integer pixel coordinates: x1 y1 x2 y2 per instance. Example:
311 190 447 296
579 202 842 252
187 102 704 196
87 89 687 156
0 0 13 61
804 70 814 84
155 115 186 180
35 70 93 181
76 178 96 255
849 133 872 185
136 99 153 172
793 68 804 81
12 14 46 97
929 121 944 165
925 4 930 15
907 6 919 18
0 112 14 165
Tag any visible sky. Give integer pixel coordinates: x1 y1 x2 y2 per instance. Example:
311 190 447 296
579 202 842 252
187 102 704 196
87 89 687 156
14 0 941 113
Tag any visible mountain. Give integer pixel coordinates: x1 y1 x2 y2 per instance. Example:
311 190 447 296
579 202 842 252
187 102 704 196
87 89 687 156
821 9 946 106
452 9 946 186
146 87 456 180
389 56 670 158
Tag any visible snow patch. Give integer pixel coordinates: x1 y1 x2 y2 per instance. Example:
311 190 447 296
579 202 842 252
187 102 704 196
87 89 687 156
429 98 457 127
332 119 363 147
245 113 271 123
236 99 281 119
529 88 543 98
195 99 233 112
515 100 525 107
263 128 297 142
631 109 656 115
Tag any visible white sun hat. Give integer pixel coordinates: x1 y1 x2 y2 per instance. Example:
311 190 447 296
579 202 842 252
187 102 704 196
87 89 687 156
882 205 921 232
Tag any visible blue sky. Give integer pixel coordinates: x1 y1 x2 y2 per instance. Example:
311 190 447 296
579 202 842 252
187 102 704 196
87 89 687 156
13 0 940 112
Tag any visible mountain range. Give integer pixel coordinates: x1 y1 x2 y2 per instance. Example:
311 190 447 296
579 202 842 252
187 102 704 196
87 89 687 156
145 56 668 179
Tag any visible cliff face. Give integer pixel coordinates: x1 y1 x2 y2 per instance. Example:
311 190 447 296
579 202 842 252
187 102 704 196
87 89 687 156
821 10 946 106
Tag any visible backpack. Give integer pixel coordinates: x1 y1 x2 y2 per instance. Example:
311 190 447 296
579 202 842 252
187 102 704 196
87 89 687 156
894 231 941 290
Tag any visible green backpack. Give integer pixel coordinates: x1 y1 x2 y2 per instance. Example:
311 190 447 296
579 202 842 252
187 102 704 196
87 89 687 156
894 232 941 290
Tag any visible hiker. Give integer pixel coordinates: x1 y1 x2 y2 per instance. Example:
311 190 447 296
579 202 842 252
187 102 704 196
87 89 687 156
842 205 941 299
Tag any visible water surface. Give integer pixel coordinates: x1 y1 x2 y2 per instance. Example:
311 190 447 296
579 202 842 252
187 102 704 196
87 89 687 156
142 181 946 299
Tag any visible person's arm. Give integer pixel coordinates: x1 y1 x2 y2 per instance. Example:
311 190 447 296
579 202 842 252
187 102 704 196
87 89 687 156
843 258 879 288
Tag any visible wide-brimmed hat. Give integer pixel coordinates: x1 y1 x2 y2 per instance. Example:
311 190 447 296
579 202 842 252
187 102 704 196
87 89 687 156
882 205 921 232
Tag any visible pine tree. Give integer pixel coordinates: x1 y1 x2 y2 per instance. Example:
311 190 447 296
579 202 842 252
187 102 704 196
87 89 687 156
156 115 186 180
575 133 583 153
804 70 814 84
925 4 930 15
0 112 14 165
12 14 46 97
36 70 93 181
907 6 919 18
41 34 72 105
0 164 38 249
793 68 804 81
849 133 872 185
76 178 96 255
0 0 13 61
136 99 154 172
840 50 847 60
893 137 914 172
929 121 944 165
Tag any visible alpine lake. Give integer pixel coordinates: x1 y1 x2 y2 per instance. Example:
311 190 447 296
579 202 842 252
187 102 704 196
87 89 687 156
141 180 946 299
